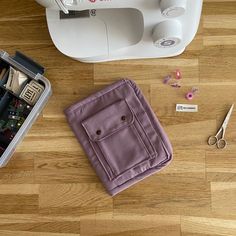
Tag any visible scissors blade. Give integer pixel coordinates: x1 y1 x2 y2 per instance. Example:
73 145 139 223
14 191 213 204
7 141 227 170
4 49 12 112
222 104 234 129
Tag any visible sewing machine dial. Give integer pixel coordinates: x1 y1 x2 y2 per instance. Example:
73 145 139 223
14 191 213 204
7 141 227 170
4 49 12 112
152 20 182 48
160 0 186 18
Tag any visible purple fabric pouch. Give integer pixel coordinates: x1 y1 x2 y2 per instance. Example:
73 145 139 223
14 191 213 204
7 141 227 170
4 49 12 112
64 79 173 196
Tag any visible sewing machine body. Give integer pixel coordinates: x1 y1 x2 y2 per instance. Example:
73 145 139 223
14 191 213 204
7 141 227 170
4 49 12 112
36 0 203 62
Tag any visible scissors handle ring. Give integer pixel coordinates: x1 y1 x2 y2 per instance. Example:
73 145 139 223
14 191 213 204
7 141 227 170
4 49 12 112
217 139 227 149
208 136 218 146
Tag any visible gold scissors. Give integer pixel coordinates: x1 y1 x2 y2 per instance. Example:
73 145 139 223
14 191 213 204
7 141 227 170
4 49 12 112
208 104 234 149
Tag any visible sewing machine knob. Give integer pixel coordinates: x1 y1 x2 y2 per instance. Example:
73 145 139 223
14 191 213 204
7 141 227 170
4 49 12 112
152 20 182 48
160 0 186 18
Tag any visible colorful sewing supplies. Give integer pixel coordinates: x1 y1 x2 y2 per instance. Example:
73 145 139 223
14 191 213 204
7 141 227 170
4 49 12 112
163 69 182 88
185 87 199 100
19 80 44 106
0 98 32 134
0 68 7 81
163 75 172 84
174 69 182 80
6 67 28 95
171 83 181 88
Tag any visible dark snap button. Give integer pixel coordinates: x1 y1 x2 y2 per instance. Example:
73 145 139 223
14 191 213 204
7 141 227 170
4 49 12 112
121 116 126 121
96 130 101 135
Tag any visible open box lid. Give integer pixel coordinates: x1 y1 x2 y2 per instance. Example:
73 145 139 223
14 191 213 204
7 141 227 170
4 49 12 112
0 51 44 76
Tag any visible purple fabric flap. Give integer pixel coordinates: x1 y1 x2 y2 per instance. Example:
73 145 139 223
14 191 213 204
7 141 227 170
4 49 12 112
82 100 133 141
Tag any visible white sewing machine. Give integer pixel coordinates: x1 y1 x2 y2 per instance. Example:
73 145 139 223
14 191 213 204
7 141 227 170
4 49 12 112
35 0 203 63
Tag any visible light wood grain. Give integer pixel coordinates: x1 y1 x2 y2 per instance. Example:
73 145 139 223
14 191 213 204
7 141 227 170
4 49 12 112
0 0 236 235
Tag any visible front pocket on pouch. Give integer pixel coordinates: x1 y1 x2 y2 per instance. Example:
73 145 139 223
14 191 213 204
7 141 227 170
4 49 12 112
82 99 155 179
97 123 150 176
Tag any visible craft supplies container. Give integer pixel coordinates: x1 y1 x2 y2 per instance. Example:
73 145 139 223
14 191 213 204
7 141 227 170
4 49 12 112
0 50 52 167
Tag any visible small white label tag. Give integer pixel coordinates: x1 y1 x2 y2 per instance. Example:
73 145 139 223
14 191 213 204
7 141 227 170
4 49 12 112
176 104 198 112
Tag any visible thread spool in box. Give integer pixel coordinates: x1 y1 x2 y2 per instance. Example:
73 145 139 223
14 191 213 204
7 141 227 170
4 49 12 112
160 0 187 18
152 20 182 48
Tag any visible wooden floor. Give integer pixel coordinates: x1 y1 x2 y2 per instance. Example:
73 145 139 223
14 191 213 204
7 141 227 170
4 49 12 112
0 0 236 235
